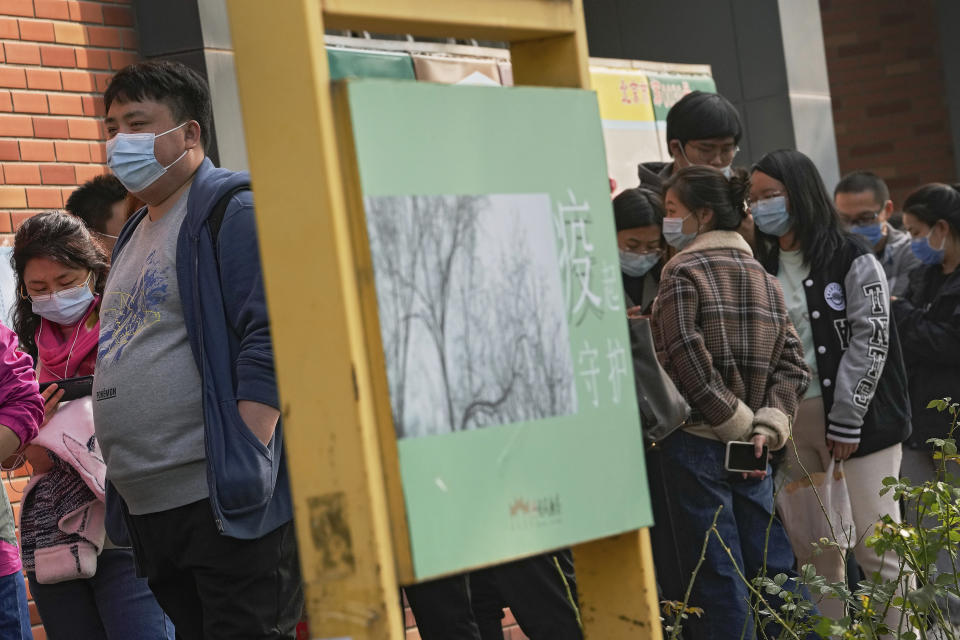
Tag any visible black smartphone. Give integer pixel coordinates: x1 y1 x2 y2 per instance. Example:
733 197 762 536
724 440 768 473
38 375 94 402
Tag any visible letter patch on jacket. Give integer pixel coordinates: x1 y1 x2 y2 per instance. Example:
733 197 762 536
824 282 845 311
833 318 851 350
862 282 886 315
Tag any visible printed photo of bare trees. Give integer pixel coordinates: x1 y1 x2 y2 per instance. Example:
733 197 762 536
364 193 577 439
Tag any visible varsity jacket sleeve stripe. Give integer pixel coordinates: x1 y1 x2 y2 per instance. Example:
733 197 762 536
656 267 740 427
827 253 890 441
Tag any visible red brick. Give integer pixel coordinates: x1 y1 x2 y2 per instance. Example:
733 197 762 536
11 91 48 113
94 72 112 92
67 117 102 139
40 164 76 185
3 164 41 185
3 0 35 17
53 21 87 45
68 1 104 23
12 211 38 230
121 29 137 50
86 25 122 48
0 68 27 90
81 95 104 116
39 45 76 68
0 92 10 113
32 116 69 138
26 187 62 208
25 69 61 91
0 187 28 208
0 17 21 38
47 93 83 115
60 69 96 92
865 99 911 117
0 140 20 161
109 49 137 70
74 164 106 182
54 140 90 162
102 5 133 26
0 114 34 136
33 1 70 20
88 141 105 162
74 47 109 70
0 214 12 233
17 18 56 42
4 42 41 65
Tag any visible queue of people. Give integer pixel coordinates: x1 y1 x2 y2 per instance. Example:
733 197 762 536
0 59 955 640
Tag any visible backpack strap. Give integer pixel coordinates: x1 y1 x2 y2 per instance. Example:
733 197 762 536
207 184 251 254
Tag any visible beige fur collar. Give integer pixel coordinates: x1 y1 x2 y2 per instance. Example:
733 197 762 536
677 230 753 257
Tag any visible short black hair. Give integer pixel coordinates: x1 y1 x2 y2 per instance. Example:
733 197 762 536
752 149 844 270
666 90 742 156
104 60 212 152
902 183 960 236
834 170 891 204
64 174 127 234
613 187 663 231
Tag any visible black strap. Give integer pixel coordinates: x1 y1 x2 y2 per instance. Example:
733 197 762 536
208 184 251 253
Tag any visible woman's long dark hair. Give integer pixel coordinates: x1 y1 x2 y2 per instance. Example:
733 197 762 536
12 211 109 359
751 149 844 270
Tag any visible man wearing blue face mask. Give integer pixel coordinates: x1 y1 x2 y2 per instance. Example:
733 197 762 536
93 61 302 639
835 171 920 298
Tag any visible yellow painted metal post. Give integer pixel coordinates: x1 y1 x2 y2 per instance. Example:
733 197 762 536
226 1 403 638
227 0 664 637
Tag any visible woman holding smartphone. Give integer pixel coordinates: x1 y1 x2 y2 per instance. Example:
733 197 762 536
650 165 811 638
11 211 173 639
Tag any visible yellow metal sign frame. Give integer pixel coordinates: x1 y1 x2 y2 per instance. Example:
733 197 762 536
225 1 661 638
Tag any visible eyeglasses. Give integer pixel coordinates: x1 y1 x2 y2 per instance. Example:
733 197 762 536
685 142 740 162
745 191 785 209
24 271 93 302
841 210 882 227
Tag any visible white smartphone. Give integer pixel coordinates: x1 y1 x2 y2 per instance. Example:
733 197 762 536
724 440 768 473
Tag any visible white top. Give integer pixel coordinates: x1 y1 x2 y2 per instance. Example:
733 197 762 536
777 249 821 399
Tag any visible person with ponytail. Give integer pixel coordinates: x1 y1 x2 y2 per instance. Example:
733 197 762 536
11 211 173 639
650 165 812 637
894 183 960 541
749 149 911 625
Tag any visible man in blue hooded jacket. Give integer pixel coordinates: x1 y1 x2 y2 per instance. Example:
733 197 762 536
93 60 302 639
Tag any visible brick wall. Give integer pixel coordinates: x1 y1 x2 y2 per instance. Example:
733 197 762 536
1 2 137 637
820 0 956 205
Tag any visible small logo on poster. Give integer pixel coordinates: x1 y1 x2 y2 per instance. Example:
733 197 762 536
508 493 563 529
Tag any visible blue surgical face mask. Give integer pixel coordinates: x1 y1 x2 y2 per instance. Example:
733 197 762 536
911 229 946 265
663 215 697 250
106 122 189 193
619 250 660 277
751 196 792 237
31 272 95 326
851 222 884 246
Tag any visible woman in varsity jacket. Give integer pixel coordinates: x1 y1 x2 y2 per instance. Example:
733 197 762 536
750 149 911 624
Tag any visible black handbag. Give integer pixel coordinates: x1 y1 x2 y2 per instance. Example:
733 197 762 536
628 316 690 445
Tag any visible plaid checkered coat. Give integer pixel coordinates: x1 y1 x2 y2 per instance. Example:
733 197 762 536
651 231 810 450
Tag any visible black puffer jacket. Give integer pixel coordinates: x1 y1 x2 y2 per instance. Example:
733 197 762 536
892 265 960 446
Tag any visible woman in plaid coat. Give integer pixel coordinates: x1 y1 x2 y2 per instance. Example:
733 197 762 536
651 165 812 639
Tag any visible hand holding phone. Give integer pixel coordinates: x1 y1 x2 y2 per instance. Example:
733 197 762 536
38 375 94 403
725 439 769 475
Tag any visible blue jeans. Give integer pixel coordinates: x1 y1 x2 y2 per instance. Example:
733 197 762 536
28 548 174 640
0 570 32 639
659 430 815 640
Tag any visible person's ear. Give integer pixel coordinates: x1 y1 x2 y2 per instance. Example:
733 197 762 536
880 199 894 221
183 120 202 150
698 208 714 229
668 139 683 159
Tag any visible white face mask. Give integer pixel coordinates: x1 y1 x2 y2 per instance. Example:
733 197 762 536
31 272 95 326
663 215 698 250
106 122 189 193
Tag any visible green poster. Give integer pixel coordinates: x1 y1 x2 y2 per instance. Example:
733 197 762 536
647 72 718 159
345 79 651 579
327 48 415 81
